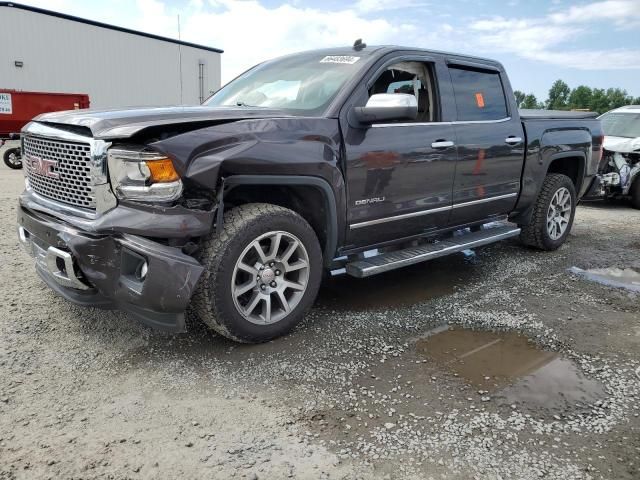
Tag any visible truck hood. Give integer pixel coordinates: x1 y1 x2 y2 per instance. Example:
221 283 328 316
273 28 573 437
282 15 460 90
603 135 640 154
32 105 293 139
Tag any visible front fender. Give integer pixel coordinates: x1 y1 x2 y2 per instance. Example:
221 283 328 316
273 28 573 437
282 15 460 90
151 117 343 191
150 117 346 260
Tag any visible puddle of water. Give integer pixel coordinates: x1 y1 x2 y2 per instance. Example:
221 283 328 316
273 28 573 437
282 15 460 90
318 254 477 311
416 327 606 411
569 266 640 293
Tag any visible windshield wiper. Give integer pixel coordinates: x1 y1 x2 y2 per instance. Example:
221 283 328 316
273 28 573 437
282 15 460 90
236 100 253 107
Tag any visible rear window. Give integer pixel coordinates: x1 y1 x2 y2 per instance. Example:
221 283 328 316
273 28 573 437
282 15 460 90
449 67 508 121
599 112 640 138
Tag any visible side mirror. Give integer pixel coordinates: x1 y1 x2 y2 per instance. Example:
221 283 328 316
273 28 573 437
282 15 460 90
354 93 418 124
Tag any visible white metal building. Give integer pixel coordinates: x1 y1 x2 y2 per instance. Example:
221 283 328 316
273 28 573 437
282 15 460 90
0 2 223 109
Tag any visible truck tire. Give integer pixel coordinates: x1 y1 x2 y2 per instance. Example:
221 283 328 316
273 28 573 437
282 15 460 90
630 178 640 210
519 173 577 251
3 148 22 169
191 203 323 343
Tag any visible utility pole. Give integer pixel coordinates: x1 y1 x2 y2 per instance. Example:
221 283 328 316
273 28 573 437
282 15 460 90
177 14 184 104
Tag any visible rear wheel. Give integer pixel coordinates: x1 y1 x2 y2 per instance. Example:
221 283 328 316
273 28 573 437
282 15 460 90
3 148 22 169
519 173 577 250
191 203 322 343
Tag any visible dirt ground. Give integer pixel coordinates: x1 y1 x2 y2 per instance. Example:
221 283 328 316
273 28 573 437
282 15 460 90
0 167 638 480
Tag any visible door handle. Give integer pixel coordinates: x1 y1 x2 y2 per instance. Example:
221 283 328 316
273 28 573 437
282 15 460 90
505 136 523 145
431 140 455 149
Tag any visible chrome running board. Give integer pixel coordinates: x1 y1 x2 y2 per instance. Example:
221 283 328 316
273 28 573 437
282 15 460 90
345 225 521 278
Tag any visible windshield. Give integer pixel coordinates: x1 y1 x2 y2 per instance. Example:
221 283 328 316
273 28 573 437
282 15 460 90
600 112 640 138
204 53 366 114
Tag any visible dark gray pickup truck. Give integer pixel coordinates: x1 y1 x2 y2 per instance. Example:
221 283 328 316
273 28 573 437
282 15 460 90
17 45 603 343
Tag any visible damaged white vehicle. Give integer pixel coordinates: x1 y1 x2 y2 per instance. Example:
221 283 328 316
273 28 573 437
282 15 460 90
594 105 640 209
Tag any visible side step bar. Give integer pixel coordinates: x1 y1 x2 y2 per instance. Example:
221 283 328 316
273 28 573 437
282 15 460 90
345 225 521 278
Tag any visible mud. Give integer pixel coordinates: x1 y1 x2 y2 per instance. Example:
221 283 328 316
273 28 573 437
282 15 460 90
416 326 606 412
570 266 640 292
319 253 476 310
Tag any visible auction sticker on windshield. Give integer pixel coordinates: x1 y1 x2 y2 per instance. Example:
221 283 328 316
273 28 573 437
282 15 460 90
320 56 360 64
0 93 12 114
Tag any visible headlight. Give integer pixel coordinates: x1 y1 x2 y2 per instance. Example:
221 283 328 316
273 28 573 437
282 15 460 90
107 148 183 202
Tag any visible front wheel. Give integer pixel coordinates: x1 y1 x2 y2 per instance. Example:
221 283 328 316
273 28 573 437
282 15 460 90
190 203 323 343
3 148 22 169
519 173 577 250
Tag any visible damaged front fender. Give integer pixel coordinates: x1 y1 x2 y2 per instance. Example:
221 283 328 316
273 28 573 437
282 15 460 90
150 116 344 192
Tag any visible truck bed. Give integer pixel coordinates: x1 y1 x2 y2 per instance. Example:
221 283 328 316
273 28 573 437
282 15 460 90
519 109 599 120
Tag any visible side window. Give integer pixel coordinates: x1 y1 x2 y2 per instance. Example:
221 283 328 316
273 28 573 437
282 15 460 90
449 67 508 121
368 61 437 122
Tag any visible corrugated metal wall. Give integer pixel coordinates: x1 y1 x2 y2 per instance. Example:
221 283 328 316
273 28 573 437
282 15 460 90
0 7 222 109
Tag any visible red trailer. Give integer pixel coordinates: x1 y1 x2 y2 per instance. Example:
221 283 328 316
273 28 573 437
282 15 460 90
0 90 90 169
0 90 90 137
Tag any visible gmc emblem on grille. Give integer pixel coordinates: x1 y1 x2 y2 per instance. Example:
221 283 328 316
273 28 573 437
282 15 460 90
25 154 59 179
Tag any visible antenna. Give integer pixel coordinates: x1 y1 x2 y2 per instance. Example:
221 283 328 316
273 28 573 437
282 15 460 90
177 14 184 104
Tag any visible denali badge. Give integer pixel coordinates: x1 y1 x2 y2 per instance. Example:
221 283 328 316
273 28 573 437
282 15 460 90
25 154 59 179
355 197 385 206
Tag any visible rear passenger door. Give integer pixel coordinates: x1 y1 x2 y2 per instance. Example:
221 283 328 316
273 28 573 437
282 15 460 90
447 63 524 226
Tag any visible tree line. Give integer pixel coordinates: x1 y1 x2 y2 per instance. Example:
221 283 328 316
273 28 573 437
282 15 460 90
514 80 640 114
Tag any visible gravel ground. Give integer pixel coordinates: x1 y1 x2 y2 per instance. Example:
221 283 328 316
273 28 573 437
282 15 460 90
1 168 638 479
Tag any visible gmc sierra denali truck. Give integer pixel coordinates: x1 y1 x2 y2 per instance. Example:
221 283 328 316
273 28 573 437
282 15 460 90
17 45 603 343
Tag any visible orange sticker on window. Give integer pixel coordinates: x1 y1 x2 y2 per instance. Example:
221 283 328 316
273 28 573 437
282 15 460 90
475 92 485 108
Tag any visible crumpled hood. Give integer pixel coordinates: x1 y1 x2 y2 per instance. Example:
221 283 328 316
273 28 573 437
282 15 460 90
32 105 293 139
603 135 640 153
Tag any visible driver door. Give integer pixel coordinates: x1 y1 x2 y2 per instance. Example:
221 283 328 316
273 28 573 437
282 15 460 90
341 56 458 247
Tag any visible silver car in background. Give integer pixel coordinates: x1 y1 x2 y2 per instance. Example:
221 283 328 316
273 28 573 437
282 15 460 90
596 105 640 209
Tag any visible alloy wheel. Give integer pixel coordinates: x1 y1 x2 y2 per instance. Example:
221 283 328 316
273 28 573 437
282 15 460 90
546 187 572 240
231 231 310 325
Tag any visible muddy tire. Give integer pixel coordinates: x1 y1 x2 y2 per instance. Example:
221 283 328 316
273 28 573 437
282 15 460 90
190 203 322 343
3 148 22 169
519 173 577 251
630 178 640 210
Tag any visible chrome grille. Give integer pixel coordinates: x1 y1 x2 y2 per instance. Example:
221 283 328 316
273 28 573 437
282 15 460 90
23 136 95 209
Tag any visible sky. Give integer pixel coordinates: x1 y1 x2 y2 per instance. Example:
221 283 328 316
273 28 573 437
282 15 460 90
15 0 640 101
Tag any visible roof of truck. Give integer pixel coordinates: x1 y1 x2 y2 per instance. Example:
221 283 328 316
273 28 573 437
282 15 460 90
285 45 503 68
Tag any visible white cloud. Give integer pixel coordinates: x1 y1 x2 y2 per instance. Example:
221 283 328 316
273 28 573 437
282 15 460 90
528 48 640 70
130 0 416 82
17 0 73 10
470 2 640 70
14 0 640 80
549 0 640 27
354 0 430 13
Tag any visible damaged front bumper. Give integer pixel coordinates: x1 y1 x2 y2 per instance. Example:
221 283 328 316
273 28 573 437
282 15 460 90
587 136 640 199
17 204 205 332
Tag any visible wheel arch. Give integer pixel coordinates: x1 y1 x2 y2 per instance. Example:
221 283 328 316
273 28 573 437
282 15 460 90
511 150 586 226
222 175 338 266
546 152 586 192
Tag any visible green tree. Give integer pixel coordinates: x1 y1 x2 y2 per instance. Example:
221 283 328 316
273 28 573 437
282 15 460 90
606 88 632 110
589 88 610 114
514 90 526 108
547 80 571 110
568 86 593 110
516 81 639 114
521 94 540 109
